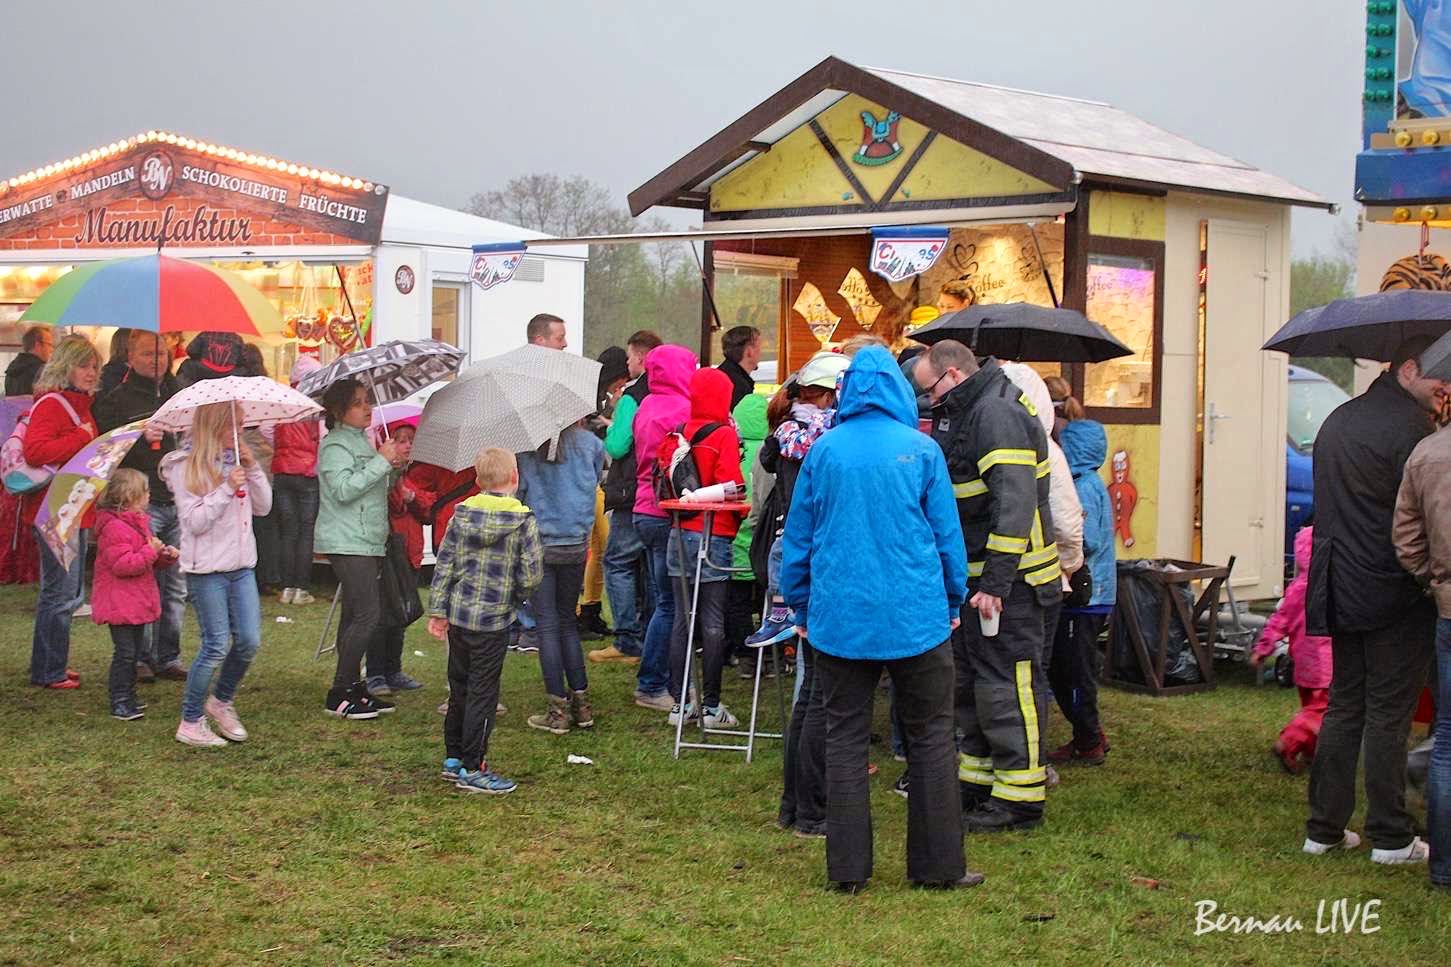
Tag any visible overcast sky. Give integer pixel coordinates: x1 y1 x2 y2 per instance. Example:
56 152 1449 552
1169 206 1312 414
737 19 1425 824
1 0 1359 255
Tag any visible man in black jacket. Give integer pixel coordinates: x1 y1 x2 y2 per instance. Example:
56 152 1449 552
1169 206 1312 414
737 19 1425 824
717 325 760 409
4 326 53 396
1304 336 1445 864
93 330 187 681
916 340 1059 832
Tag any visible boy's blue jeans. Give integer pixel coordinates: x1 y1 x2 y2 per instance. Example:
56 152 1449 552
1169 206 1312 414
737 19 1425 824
1430 617 1451 886
31 527 87 686
182 570 261 722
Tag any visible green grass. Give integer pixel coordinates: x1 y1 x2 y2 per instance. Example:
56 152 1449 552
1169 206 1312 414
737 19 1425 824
0 582 1446 966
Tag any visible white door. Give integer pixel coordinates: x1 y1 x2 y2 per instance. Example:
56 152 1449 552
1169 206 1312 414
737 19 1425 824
1202 219 1280 597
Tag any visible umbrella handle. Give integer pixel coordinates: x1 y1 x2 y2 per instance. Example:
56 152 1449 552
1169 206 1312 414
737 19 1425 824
232 405 246 500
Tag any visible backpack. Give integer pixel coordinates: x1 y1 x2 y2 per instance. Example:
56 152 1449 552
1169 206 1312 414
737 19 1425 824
2 393 82 495
653 421 723 514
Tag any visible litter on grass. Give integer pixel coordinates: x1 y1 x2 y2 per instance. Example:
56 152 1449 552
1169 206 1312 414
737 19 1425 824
274 616 294 624
567 755 594 765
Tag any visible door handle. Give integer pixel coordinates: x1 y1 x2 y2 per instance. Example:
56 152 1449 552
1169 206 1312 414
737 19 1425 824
1208 402 1232 444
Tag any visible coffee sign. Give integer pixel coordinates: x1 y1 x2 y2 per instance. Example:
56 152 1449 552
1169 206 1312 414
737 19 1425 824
0 137 389 247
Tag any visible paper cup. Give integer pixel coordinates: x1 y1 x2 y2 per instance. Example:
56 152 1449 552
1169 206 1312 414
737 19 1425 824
979 609 1001 638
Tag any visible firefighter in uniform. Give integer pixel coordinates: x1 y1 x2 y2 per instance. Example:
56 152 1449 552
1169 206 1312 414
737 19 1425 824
914 340 1060 832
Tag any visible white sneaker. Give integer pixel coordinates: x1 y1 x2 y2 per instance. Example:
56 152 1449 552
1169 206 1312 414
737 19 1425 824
292 589 316 605
1371 836 1429 865
667 702 698 725
175 716 228 748
205 696 249 742
703 704 739 729
278 587 296 604
1303 830 1362 855
73 603 92 618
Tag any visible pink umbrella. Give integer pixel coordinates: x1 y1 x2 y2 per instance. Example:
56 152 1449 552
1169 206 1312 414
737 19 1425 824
368 402 423 447
35 421 145 568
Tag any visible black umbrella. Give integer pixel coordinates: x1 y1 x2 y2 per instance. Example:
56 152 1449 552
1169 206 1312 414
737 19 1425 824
1262 290 1451 361
909 302 1133 362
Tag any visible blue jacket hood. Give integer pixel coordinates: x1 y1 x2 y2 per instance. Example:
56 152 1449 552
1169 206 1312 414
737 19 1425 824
837 346 917 427
1062 419 1108 476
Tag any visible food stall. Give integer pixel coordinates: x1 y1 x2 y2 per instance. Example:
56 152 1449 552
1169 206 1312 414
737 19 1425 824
626 56 1331 600
0 130 585 380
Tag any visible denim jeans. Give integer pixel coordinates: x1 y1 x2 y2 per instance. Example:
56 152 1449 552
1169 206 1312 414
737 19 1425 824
665 529 735 583
272 474 319 589
31 527 88 685
532 560 589 696
1429 617 1451 886
108 624 145 705
182 569 262 722
253 509 280 589
145 502 187 670
603 509 646 656
633 514 675 697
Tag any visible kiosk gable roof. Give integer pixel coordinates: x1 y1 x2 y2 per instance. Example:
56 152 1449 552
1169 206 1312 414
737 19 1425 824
628 56 1330 215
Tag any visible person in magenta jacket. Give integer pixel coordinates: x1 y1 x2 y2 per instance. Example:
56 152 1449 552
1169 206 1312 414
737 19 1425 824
629 344 696 708
91 469 178 721
1251 525 1333 774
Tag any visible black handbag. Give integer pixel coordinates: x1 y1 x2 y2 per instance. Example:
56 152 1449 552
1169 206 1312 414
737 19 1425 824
1065 563 1094 609
380 532 424 628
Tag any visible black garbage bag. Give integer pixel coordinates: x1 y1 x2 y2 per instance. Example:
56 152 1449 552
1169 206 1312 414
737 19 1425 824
1111 560 1203 685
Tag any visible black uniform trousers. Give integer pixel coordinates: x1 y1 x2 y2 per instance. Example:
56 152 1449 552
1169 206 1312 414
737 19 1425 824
955 580 1049 817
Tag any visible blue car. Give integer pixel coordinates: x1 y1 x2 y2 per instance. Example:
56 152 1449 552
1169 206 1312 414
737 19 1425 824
1285 365 1350 560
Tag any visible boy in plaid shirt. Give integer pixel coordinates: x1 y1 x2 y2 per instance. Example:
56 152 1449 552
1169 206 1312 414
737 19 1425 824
428 448 543 794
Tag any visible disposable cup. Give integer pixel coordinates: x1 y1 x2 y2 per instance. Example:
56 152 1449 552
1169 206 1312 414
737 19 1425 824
979 609 1001 638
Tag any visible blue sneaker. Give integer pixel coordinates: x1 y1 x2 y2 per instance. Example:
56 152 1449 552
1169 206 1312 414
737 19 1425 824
455 768 517 795
441 757 464 781
746 606 796 646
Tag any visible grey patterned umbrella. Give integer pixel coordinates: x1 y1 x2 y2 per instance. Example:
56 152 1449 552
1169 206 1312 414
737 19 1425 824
411 345 602 471
295 339 465 404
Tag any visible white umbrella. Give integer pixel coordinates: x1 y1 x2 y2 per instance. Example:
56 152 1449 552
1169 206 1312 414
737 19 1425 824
411 346 601 472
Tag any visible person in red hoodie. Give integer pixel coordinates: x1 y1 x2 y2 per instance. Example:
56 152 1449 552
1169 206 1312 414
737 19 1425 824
367 417 427 695
271 354 324 605
24 334 101 689
664 366 746 729
91 468 179 720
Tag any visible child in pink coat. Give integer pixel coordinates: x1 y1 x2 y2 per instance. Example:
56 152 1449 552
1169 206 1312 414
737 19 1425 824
1251 525 1333 773
92 468 179 721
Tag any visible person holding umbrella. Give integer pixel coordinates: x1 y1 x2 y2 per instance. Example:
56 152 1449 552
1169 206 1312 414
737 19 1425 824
161 401 272 747
25 334 102 689
315 378 404 720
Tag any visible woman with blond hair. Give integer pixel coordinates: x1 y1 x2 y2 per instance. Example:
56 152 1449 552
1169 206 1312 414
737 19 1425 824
25 333 101 689
160 401 271 747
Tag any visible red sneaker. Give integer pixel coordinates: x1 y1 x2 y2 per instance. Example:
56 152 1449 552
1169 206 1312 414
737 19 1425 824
65 669 80 681
45 678 80 690
1047 740 1105 765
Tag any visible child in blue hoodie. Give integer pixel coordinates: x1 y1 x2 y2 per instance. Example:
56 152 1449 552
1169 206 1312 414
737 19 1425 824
1049 418 1115 765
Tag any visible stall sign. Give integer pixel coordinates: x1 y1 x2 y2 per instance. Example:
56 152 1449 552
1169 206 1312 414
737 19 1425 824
0 137 390 248
394 265 416 294
468 242 527 290
869 226 948 283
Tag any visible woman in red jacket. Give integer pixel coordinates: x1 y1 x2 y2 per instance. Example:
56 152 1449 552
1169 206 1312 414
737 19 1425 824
665 367 745 728
25 334 101 688
272 355 323 605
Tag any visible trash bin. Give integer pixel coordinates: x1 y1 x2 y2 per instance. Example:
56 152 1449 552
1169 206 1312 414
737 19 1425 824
1104 558 1231 696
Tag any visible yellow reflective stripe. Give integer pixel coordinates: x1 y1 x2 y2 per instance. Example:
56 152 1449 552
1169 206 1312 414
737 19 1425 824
1025 563 1063 586
992 781 1047 803
1019 545 1060 570
1017 392 1038 418
1036 459 1051 478
1030 510 1045 551
953 479 988 498
977 448 1037 475
986 533 1029 554
1015 659 1041 773
996 767 1048 784
959 752 994 769
959 766 996 785
968 561 985 577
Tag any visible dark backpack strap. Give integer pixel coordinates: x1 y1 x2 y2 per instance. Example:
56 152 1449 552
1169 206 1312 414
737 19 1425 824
689 422 723 446
430 480 478 523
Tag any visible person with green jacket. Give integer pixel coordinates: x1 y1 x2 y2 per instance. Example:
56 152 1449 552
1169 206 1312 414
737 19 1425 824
728 392 771 672
315 378 405 720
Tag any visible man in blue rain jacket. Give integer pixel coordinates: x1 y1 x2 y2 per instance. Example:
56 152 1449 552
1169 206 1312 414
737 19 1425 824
780 346 978 892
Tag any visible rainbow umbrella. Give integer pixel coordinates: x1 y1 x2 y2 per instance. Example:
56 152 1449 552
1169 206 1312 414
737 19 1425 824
20 254 280 334
35 421 146 569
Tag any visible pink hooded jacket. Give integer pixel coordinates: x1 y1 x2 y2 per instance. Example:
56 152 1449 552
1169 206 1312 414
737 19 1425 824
632 345 698 517
91 508 169 626
1253 526 1332 689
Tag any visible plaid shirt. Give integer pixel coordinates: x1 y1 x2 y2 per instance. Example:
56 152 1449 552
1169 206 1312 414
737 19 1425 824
428 493 543 632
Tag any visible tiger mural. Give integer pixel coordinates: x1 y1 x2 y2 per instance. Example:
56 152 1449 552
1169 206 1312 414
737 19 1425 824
1379 252 1451 291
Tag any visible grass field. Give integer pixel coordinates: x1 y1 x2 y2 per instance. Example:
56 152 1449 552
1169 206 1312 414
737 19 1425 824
0 582 1446 965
